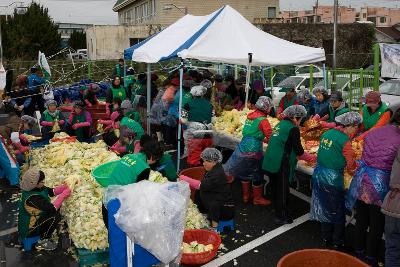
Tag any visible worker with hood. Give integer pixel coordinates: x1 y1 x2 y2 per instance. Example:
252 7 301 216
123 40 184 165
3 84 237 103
297 88 316 122
67 101 92 142
224 96 274 206
312 86 330 118
181 148 235 229
106 76 128 117
320 91 350 128
277 86 299 119
263 105 316 225
310 112 361 249
40 100 65 140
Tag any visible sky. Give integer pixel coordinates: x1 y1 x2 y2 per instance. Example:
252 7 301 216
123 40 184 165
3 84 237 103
0 0 399 25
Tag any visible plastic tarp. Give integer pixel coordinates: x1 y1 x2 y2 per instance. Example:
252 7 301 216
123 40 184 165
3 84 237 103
125 5 326 66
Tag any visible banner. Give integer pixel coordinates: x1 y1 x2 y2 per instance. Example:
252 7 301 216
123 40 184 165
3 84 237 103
38 51 51 78
380 43 400 79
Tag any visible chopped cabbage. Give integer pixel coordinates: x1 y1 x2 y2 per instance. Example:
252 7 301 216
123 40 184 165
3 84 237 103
182 241 213 253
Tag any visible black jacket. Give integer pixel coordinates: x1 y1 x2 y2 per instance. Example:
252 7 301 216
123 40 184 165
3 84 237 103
199 164 234 220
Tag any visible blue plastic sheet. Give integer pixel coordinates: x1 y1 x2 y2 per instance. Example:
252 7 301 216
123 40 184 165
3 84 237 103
346 160 391 210
224 137 263 182
50 80 110 104
310 164 345 224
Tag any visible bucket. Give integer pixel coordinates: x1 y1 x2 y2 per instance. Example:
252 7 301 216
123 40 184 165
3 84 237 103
277 249 369 267
179 167 206 200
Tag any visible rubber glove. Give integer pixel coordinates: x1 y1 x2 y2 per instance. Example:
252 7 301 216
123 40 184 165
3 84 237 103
105 103 111 118
40 121 54 127
19 134 29 144
298 152 317 162
14 142 29 153
180 175 201 190
313 114 321 121
110 142 127 154
72 122 90 130
320 121 336 129
58 120 65 125
53 184 68 195
52 188 71 209
84 99 93 107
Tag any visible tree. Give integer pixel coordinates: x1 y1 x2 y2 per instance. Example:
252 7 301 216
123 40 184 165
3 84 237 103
68 31 87 50
2 3 61 60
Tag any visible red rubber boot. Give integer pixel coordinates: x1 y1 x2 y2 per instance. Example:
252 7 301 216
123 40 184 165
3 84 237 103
241 181 251 203
252 185 271 206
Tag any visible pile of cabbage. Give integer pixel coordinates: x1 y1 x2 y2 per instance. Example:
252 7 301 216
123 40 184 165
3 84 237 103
213 109 280 139
149 171 209 229
29 139 119 250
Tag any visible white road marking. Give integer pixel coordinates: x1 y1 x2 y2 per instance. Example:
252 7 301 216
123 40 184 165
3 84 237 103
202 213 310 267
0 227 17 237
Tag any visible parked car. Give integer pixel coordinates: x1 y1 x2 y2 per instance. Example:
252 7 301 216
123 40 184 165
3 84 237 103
380 79 400 112
267 75 323 107
67 49 88 60
314 75 374 107
295 65 323 76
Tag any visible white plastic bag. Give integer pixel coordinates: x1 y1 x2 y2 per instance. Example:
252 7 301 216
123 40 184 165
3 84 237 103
107 181 190 264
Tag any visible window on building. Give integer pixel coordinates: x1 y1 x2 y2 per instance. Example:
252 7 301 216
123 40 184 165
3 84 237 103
302 17 307 23
267 7 276 19
129 38 145 46
362 13 367 18
380 17 386 24
367 17 376 24
316 16 321 22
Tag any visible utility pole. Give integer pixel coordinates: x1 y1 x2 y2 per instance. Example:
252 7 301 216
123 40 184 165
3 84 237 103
332 0 338 91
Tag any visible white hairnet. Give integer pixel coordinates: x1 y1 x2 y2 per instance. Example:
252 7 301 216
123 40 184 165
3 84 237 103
190 85 207 97
200 148 223 163
313 86 328 96
282 105 307 118
298 89 312 101
255 96 273 112
200 79 213 90
10 132 20 144
335 111 363 126
46 100 57 107
21 115 37 126
121 100 133 110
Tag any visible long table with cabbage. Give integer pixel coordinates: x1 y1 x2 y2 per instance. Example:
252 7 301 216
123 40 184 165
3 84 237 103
26 133 208 251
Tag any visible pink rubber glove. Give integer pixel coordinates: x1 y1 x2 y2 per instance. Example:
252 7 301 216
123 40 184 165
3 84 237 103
58 120 65 125
98 119 112 126
14 142 29 153
84 99 93 107
73 122 90 129
110 142 127 154
298 152 317 162
40 121 54 127
313 114 321 121
110 111 120 121
52 188 71 209
68 112 75 124
320 121 336 129
180 175 201 190
53 184 68 195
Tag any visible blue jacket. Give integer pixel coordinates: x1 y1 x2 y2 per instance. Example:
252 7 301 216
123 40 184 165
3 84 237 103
314 99 329 117
28 74 45 92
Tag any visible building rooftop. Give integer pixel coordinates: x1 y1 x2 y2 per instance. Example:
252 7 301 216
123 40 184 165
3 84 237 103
376 26 400 41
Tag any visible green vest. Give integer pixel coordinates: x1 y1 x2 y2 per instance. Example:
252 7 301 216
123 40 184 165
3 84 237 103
317 129 349 170
125 141 135 154
158 153 177 181
328 106 350 123
262 120 298 182
124 75 135 89
72 111 88 140
362 103 388 130
108 153 149 186
131 81 144 101
182 90 193 108
18 188 51 239
111 86 127 100
187 98 213 123
283 95 297 110
115 64 122 77
42 110 61 122
125 110 141 124
242 116 266 140
120 117 144 141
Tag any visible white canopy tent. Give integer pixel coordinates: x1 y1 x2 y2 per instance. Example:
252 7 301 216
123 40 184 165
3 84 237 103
124 5 326 171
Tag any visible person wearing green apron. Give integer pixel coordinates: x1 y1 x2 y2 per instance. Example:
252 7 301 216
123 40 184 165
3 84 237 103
320 91 350 128
224 96 274 206
112 58 126 83
356 91 391 141
123 67 135 90
121 100 141 123
310 112 361 248
67 101 92 142
277 87 299 119
106 76 128 117
263 105 316 225
18 168 73 250
40 100 66 140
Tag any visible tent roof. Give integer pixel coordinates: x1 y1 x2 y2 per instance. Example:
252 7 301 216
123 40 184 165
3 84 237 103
124 5 326 66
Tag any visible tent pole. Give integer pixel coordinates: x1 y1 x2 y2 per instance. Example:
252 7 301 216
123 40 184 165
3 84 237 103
323 63 327 90
146 63 151 134
234 65 238 80
244 53 253 108
177 60 184 172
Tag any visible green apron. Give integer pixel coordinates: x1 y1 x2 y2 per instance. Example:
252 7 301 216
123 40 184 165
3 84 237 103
157 153 177 181
187 98 213 123
362 103 388 130
18 188 51 239
124 75 135 89
130 81 144 103
317 129 349 170
262 120 298 182
283 95 297 110
72 111 88 140
42 110 62 122
241 116 266 153
328 106 350 123
111 86 127 100
125 110 142 124
107 153 149 186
